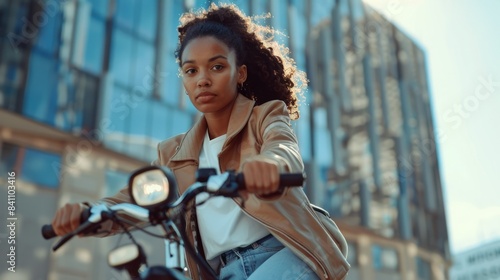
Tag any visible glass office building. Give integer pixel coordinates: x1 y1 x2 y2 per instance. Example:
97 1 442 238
0 0 449 279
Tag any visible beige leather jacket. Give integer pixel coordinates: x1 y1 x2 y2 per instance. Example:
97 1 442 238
102 94 350 279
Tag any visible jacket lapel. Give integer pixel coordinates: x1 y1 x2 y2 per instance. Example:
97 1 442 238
170 116 206 163
224 94 255 151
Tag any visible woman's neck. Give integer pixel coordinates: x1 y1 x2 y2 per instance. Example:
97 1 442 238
204 95 238 139
205 113 230 139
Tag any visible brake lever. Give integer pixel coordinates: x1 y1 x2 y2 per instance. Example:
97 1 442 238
207 171 245 208
52 232 76 251
207 172 238 196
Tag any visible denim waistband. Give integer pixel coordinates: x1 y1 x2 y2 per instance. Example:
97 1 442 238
220 234 274 266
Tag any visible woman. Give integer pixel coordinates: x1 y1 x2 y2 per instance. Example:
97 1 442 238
52 4 349 279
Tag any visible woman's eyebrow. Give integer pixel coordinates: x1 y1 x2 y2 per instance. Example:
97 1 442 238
181 55 228 66
208 55 227 62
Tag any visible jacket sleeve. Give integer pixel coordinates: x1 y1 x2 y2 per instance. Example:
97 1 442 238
242 100 305 199
254 100 304 173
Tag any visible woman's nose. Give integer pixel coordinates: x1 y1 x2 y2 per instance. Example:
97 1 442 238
197 73 211 87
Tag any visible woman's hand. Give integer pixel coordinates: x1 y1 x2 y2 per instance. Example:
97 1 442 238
51 202 89 236
241 158 280 196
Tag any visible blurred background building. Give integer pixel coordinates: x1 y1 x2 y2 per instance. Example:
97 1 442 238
0 0 449 279
450 239 500 280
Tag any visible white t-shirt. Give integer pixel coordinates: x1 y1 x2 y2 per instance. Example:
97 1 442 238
196 131 270 260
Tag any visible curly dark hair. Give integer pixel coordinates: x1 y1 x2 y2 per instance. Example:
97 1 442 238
175 3 307 120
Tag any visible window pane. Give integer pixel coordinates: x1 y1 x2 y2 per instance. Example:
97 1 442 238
54 71 76 131
289 3 307 69
104 85 131 152
137 0 157 40
110 28 133 86
161 1 183 105
34 6 62 55
134 40 155 88
10 3 29 40
0 62 21 110
1 143 61 189
114 0 137 30
108 85 132 132
83 17 105 74
47 69 99 133
75 70 99 133
23 51 58 126
129 95 150 137
86 0 109 17
150 101 169 142
311 0 335 26
127 97 152 161
163 0 183 49
162 57 181 105
270 0 287 34
21 148 61 189
291 0 304 11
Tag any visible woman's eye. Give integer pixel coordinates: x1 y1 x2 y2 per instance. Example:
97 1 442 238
212 65 223 71
184 69 195 74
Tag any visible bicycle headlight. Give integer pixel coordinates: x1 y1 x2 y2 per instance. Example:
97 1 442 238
129 166 177 209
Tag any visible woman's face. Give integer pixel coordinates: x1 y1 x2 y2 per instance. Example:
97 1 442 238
181 36 247 116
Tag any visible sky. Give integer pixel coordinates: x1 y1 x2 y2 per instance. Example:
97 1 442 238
361 0 500 255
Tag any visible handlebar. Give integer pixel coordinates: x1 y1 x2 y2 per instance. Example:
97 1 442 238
42 171 305 242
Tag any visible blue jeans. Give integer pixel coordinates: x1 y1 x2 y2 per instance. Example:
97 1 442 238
217 235 320 280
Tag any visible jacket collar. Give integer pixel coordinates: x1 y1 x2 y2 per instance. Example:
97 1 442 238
171 94 256 162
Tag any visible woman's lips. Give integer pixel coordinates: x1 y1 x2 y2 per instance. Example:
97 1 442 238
196 92 216 103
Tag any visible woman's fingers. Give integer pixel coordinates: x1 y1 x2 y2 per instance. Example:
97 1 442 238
243 160 280 195
51 203 86 236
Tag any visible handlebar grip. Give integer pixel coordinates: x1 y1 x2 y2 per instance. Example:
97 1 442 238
278 173 305 187
41 207 92 240
236 173 305 189
41 224 57 240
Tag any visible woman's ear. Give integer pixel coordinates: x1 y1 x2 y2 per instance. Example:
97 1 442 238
238 65 247 84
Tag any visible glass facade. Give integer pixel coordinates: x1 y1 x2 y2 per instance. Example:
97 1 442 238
308 0 448 253
0 0 449 279
0 142 61 189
